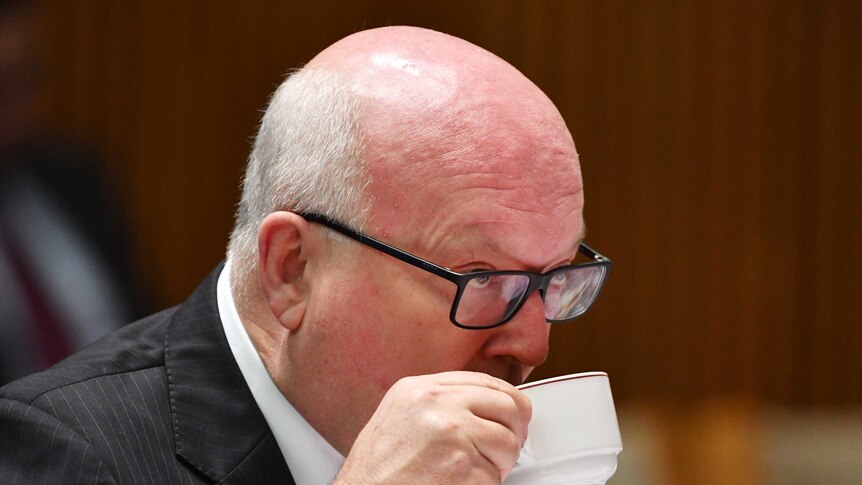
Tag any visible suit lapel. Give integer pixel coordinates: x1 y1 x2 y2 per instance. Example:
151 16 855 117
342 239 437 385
220 433 297 485
164 264 294 483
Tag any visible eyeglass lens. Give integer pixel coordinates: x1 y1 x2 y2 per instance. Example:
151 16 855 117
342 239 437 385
454 265 608 328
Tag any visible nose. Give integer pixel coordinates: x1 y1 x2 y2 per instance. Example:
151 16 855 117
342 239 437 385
483 290 551 368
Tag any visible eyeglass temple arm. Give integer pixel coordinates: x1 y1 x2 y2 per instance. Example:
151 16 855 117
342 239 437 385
579 242 612 263
299 213 459 281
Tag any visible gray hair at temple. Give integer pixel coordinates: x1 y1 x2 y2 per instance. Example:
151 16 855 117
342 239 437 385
227 67 369 303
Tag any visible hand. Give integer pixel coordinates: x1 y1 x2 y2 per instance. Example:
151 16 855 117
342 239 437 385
334 371 531 485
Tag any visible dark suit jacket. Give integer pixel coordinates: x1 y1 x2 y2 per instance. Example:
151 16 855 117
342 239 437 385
0 265 296 484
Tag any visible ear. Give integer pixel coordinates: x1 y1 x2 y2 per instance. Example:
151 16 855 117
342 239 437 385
257 211 314 331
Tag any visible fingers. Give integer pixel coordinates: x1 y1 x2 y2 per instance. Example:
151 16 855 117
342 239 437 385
442 384 528 445
339 372 532 485
469 415 523 480
399 372 531 480
421 371 533 440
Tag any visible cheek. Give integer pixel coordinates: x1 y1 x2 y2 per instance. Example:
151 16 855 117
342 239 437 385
314 276 408 382
314 257 488 388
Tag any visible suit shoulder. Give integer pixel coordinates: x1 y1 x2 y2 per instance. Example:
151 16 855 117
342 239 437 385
0 309 178 481
0 397 118 484
0 306 178 405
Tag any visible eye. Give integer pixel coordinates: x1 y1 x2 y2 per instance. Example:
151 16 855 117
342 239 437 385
550 271 568 286
467 274 492 289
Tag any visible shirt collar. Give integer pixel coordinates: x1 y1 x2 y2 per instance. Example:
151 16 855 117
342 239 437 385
217 260 345 485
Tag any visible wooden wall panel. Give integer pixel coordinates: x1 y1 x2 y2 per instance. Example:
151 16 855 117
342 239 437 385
32 0 861 408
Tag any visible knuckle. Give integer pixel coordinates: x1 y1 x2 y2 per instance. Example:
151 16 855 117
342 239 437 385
392 376 441 402
503 430 521 455
390 377 430 400
478 372 506 390
442 448 474 478
522 391 533 415
422 409 461 435
414 387 442 404
392 375 421 391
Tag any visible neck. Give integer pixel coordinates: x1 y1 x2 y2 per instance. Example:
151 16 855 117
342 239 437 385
232 280 363 456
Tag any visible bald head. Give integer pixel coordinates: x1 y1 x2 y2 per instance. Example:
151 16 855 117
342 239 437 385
306 27 581 239
308 26 572 150
307 26 510 108
230 25 584 293
230 27 583 295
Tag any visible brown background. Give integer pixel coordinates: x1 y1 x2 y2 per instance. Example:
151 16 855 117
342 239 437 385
33 0 861 412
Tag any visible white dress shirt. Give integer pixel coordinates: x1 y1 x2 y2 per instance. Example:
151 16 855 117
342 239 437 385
217 261 345 485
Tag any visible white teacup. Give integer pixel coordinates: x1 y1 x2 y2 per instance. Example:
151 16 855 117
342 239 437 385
504 372 623 485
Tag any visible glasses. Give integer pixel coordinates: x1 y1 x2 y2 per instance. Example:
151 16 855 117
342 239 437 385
300 213 612 330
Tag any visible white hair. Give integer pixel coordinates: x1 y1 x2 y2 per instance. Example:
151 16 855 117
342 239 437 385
227 67 369 302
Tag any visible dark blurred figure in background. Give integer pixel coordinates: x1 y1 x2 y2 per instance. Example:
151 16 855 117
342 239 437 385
0 0 148 384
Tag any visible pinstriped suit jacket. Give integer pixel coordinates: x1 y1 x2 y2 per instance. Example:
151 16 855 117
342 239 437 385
0 264 296 484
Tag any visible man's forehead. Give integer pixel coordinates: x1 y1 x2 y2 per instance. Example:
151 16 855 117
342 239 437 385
373 154 577 278
365 129 582 218
402 203 586 275
363 113 584 265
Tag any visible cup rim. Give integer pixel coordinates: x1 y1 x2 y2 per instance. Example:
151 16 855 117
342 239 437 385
517 371 608 391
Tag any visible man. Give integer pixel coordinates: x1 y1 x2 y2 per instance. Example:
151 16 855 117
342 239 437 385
0 26 610 484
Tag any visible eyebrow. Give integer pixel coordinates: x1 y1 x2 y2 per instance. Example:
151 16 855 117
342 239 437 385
454 223 587 271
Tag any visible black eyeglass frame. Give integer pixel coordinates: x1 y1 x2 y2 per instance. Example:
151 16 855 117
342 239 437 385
299 212 612 330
